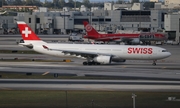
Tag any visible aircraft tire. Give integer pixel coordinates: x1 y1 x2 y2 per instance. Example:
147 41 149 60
92 62 96 65
152 63 156 66
97 62 101 65
83 62 88 65
93 62 101 65
88 62 92 65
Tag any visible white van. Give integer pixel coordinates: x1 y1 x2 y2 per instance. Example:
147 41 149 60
165 40 179 45
171 41 179 45
68 36 84 42
155 41 162 45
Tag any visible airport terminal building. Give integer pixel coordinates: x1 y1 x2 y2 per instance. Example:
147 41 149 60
1 2 180 42
13 4 166 34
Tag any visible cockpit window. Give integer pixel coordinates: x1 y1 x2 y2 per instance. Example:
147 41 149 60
162 50 167 52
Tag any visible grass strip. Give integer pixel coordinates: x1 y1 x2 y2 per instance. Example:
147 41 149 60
0 90 179 108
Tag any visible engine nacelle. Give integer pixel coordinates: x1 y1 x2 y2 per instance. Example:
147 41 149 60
93 55 112 64
131 38 140 44
112 58 126 62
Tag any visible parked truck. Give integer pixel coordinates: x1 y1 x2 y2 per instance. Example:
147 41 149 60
68 33 84 42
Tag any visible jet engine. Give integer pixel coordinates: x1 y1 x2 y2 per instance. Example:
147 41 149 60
131 38 140 44
93 55 112 64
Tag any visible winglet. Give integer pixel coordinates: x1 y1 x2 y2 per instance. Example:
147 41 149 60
17 21 41 41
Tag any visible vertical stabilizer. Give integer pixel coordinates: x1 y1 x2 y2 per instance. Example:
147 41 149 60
83 21 99 37
17 21 41 41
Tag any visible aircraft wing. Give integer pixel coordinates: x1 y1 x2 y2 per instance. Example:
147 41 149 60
43 45 113 58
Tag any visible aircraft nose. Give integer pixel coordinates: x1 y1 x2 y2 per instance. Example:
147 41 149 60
167 52 171 57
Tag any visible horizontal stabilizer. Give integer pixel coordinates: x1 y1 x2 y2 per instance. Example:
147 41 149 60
19 43 33 49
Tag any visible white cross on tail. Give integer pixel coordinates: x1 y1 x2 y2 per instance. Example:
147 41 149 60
22 27 31 37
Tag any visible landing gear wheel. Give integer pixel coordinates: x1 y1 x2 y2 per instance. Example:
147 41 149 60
83 62 87 65
152 60 157 66
93 62 101 65
92 62 96 65
88 62 92 65
152 63 156 66
97 63 101 65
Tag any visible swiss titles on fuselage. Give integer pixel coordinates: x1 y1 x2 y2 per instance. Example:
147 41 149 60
128 47 153 54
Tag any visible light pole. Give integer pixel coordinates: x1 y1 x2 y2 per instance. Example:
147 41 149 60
98 16 100 31
64 9 66 34
66 91 68 108
74 0 76 11
139 10 141 31
89 9 91 25
132 93 137 108
92 99 94 108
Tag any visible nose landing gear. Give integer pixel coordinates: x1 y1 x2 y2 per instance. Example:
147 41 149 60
152 60 157 66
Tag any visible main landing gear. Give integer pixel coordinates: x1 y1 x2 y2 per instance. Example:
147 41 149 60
152 60 157 66
83 61 101 65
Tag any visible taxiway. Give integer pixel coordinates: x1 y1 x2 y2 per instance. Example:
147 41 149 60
0 35 180 91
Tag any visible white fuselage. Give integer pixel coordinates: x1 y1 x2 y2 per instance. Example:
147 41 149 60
30 41 171 60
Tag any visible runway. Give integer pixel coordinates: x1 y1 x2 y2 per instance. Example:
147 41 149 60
0 79 180 92
0 35 180 91
0 61 180 80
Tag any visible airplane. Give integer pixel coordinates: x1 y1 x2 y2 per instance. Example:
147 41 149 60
17 21 171 66
83 21 168 44
0 11 7 15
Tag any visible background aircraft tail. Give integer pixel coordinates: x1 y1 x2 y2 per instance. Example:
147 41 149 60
83 21 99 37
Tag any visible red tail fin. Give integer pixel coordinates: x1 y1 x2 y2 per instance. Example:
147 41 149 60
17 21 40 41
83 21 99 36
